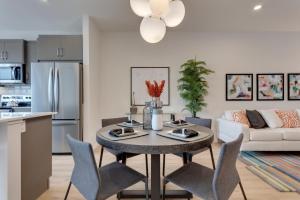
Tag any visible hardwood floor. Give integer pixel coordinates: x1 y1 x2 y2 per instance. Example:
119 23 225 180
38 143 299 200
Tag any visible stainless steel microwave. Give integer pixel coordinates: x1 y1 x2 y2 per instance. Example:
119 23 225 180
0 64 24 84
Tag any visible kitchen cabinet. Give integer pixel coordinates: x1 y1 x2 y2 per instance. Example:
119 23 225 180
0 40 25 63
25 41 37 84
37 35 83 61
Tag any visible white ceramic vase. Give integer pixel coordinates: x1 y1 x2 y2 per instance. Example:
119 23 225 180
152 108 163 131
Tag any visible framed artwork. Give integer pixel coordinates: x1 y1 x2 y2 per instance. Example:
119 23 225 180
257 73 284 101
288 73 300 100
131 67 170 106
226 74 253 101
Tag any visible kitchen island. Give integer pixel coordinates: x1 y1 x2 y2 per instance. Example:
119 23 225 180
0 112 53 200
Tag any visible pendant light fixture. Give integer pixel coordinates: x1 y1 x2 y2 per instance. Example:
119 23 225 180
149 0 170 17
140 17 166 43
130 0 152 17
130 0 185 43
163 0 185 27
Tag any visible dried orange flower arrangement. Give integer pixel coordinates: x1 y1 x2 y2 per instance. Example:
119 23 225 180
145 80 165 98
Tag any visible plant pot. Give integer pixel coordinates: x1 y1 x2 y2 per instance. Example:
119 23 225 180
185 117 212 129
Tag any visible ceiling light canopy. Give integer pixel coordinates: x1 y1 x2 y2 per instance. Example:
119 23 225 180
253 4 263 11
130 0 185 43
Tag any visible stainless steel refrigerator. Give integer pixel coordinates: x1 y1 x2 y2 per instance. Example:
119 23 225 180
31 62 83 154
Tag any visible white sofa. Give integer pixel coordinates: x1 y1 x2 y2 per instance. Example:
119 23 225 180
217 111 300 151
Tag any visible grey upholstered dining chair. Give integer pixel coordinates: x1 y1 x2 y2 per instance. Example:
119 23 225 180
99 117 149 177
163 134 247 200
162 117 216 177
64 135 149 200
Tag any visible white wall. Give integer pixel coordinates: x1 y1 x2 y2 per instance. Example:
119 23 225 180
96 31 300 120
82 16 102 145
0 86 31 95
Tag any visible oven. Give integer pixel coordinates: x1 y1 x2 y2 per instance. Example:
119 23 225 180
0 64 24 84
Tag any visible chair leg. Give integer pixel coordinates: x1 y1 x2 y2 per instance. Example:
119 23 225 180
64 181 72 200
209 145 216 170
121 153 127 164
162 154 166 177
145 154 149 177
98 146 104 168
188 153 193 163
162 179 166 200
239 181 247 200
116 154 127 199
145 178 149 200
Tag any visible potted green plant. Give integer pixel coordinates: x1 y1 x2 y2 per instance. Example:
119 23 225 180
178 58 214 118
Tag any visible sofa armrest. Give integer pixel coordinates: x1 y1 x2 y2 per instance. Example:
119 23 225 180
217 118 250 142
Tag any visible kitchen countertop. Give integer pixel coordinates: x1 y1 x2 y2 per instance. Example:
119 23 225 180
0 112 53 123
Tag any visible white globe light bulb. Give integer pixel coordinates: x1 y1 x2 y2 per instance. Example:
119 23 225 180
163 0 185 27
140 17 166 43
149 0 170 17
130 0 151 17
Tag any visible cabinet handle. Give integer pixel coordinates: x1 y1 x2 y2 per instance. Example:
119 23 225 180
1 51 5 60
60 48 63 57
0 51 2 60
56 48 59 57
5 51 8 60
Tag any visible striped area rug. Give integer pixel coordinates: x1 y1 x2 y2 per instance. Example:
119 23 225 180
239 151 300 193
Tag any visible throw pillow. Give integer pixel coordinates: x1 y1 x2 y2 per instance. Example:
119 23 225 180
258 110 283 128
275 110 300 128
224 110 240 121
246 110 268 129
232 110 250 127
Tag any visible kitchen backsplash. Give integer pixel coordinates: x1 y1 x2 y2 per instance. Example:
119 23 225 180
0 85 31 95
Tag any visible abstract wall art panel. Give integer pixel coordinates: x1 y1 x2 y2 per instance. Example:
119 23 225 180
288 73 300 100
226 74 253 101
257 73 284 101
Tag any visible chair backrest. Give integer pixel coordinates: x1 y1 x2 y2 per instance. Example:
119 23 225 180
212 134 243 200
185 117 212 129
67 135 100 200
102 117 128 127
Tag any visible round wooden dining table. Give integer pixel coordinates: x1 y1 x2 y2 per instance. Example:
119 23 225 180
96 124 214 200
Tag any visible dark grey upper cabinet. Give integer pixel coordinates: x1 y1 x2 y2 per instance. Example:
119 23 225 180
0 40 25 63
0 41 4 59
25 41 37 84
37 35 83 61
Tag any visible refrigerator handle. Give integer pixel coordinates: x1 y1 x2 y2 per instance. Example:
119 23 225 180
54 68 60 112
48 67 54 111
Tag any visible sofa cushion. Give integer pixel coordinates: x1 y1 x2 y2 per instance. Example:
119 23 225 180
280 128 300 141
258 110 283 128
296 109 300 119
249 129 283 141
275 110 300 128
246 110 268 129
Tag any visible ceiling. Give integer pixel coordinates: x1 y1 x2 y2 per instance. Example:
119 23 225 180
1 0 300 33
